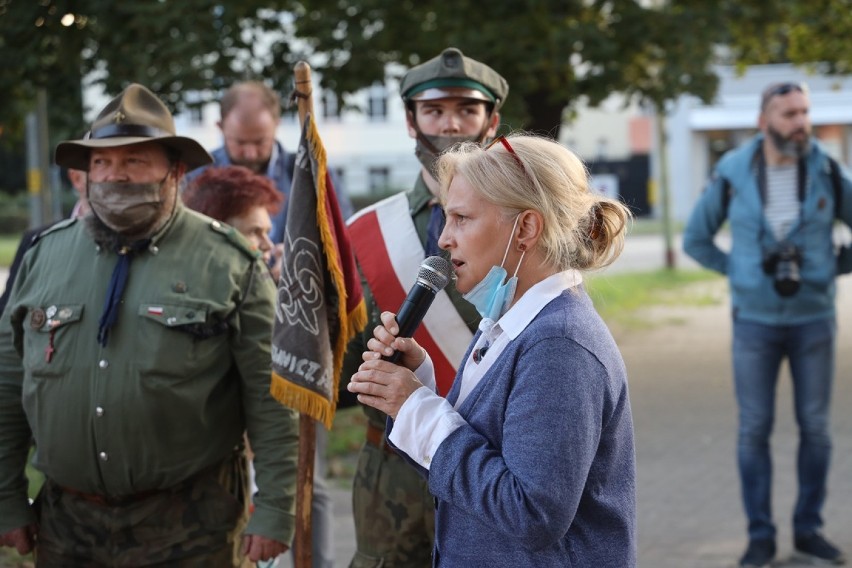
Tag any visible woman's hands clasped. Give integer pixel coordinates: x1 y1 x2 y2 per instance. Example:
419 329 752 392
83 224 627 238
347 311 426 419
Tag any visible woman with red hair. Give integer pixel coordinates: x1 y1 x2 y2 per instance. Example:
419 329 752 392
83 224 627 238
184 165 284 278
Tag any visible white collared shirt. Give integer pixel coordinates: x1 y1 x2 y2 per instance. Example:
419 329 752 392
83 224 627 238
389 270 583 469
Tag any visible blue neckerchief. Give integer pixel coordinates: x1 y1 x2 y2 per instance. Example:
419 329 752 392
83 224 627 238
97 239 150 347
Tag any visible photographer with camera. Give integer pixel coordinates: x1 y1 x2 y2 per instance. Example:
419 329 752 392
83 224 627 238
684 82 852 568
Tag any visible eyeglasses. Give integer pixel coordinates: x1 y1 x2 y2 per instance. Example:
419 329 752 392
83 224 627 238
761 82 808 109
484 135 528 176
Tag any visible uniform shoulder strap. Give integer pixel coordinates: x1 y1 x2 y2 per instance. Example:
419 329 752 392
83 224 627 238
208 218 261 262
30 217 78 246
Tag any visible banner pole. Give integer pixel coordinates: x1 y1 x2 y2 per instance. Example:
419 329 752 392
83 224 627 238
292 60 316 568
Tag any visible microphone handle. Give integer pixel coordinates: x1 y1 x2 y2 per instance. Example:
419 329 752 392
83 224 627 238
383 282 435 363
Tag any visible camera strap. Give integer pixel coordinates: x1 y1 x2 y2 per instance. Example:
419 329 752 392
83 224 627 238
754 151 808 245
755 151 807 208
721 151 843 224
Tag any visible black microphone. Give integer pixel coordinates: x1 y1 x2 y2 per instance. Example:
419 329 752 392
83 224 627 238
384 255 453 363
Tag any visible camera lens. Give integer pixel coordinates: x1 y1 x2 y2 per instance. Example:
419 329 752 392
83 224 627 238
774 256 800 297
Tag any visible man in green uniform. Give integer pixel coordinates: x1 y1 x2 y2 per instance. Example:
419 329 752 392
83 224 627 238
0 83 298 566
343 48 509 567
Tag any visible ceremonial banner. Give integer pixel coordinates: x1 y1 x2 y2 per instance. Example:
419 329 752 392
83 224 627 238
271 113 366 429
347 194 473 395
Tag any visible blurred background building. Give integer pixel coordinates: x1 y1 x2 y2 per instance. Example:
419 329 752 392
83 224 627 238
81 63 852 221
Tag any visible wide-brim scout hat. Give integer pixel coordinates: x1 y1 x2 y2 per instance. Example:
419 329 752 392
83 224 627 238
56 83 212 171
400 47 509 111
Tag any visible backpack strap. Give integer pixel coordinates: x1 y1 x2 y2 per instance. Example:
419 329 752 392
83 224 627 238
828 157 842 219
720 176 732 218
721 158 844 220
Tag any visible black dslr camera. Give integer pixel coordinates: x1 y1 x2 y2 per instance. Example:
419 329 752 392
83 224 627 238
762 243 801 297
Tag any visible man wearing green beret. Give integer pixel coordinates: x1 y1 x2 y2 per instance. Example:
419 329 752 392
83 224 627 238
0 83 298 565
344 47 509 567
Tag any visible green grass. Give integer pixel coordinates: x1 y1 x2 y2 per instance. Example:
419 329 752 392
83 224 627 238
0 548 32 567
0 234 21 268
326 406 366 481
26 463 43 501
585 268 724 330
624 217 684 236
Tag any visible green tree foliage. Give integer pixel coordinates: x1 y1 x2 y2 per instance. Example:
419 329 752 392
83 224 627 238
0 0 728 152
0 0 284 150
0 0 85 148
287 0 726 136
3 0 850 160
725 0 852 74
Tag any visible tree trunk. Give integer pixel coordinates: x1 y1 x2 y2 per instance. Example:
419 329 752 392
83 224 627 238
655 109 676 270
520 91 565 139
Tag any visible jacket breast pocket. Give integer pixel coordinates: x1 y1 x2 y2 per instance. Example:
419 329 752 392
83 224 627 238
136 302 229 379
23 304 84 378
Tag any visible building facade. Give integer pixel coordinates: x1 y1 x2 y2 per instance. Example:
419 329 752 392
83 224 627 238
665 64 852 221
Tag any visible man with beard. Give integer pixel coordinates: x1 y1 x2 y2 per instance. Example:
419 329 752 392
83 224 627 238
684 82 852 568
187 79 346 568
187 81 352 244
0 83 298 566
342 48 507 566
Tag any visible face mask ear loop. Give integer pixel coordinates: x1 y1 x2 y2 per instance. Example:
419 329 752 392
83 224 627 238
500 213 522 268
512 247 526 278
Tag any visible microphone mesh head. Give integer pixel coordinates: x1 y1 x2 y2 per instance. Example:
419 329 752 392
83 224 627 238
418 256 453 293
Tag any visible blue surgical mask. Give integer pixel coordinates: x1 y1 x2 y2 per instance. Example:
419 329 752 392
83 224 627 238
463 215 526 321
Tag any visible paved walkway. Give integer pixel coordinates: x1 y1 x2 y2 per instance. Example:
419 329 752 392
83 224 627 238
4 231 852 567
625 278 852 567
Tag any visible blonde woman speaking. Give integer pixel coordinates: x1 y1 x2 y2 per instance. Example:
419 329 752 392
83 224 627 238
348 133 636 567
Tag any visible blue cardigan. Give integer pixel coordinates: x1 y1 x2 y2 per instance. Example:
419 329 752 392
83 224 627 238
393 287 636 567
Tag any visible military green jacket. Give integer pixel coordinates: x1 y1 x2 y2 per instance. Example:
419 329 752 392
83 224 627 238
0 205 298 543
342 175 480 429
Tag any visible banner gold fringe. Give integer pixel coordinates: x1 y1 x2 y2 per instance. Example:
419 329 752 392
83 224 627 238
275 115 367 429
271 371 335 429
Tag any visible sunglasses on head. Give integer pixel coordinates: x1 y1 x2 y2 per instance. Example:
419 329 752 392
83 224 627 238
761 82 808 109
484 135 529 176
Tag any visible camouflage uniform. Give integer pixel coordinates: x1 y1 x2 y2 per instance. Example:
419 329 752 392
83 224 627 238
34 452 248 566
343 48 508 567
344 178 480 567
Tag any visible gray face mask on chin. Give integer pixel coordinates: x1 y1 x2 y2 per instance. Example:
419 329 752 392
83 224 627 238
87 180 168 238
415 134 482 179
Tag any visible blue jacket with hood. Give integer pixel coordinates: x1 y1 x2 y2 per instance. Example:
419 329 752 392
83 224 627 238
683 134 852 325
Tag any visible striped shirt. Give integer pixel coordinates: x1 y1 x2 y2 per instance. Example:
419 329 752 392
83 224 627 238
764 163 800 241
